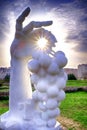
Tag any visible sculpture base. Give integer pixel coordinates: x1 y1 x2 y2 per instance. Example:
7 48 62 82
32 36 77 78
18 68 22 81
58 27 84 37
0 123 62 130
0 112 62 130
0 96 64 130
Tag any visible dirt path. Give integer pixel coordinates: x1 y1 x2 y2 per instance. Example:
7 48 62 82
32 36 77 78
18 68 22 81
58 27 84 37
57 116 86 130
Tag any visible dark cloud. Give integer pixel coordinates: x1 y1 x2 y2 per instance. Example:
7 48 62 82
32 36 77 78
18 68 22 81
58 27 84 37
59 0 87 53
44 0 74 8
80 17 87 24
0 0 29 43
73 31 87 52
66 30 87 52
0 12 10 43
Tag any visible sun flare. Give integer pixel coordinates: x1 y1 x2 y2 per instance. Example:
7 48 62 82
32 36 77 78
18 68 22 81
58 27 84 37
37 38 48 50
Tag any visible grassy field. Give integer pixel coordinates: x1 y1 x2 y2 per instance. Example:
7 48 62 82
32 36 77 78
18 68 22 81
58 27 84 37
66 80 87 87
0 98 9 114
0 86 9 92
60 91 87 129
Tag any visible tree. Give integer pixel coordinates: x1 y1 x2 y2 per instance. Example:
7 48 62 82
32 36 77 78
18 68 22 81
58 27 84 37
68 74 77 80
4 74 10 82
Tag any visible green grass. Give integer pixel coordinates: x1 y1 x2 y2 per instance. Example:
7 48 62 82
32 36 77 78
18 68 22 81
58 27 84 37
0 99 9 114
60 91 87 129
66 80 87 87
0 86 9 92
0 86 9 115
0 107 9 114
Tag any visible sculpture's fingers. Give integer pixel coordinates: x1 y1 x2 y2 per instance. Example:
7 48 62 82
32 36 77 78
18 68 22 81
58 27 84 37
15 7 30 38
23 21 53 34
32 21 53 27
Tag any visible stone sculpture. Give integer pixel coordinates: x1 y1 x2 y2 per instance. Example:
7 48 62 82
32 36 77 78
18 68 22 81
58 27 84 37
0 7 68 130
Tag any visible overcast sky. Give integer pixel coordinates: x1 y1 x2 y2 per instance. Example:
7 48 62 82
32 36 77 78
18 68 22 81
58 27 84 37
0 0 87 68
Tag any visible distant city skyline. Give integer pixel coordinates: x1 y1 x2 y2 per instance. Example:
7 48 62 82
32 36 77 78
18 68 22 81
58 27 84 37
0 0 87 68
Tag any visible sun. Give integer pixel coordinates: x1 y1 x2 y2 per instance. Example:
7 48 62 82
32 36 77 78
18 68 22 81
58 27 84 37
37 37 48 50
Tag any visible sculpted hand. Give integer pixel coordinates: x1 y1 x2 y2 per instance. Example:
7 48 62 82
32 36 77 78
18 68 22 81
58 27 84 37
11 7 52 58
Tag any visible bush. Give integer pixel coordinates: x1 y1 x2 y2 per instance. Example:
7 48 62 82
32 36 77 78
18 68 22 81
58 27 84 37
68 74 77 80
4 74 10 82
0 79 4 87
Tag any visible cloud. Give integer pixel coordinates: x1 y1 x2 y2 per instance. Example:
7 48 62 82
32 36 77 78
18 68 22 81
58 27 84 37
51 0 87 53
64 1 87 52
72 30 87 52
0 7 10 43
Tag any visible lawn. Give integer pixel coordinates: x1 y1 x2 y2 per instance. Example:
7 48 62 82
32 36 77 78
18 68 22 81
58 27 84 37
0 86 9 92
0 98 9 114
59 91 87 129
66 80 87 87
